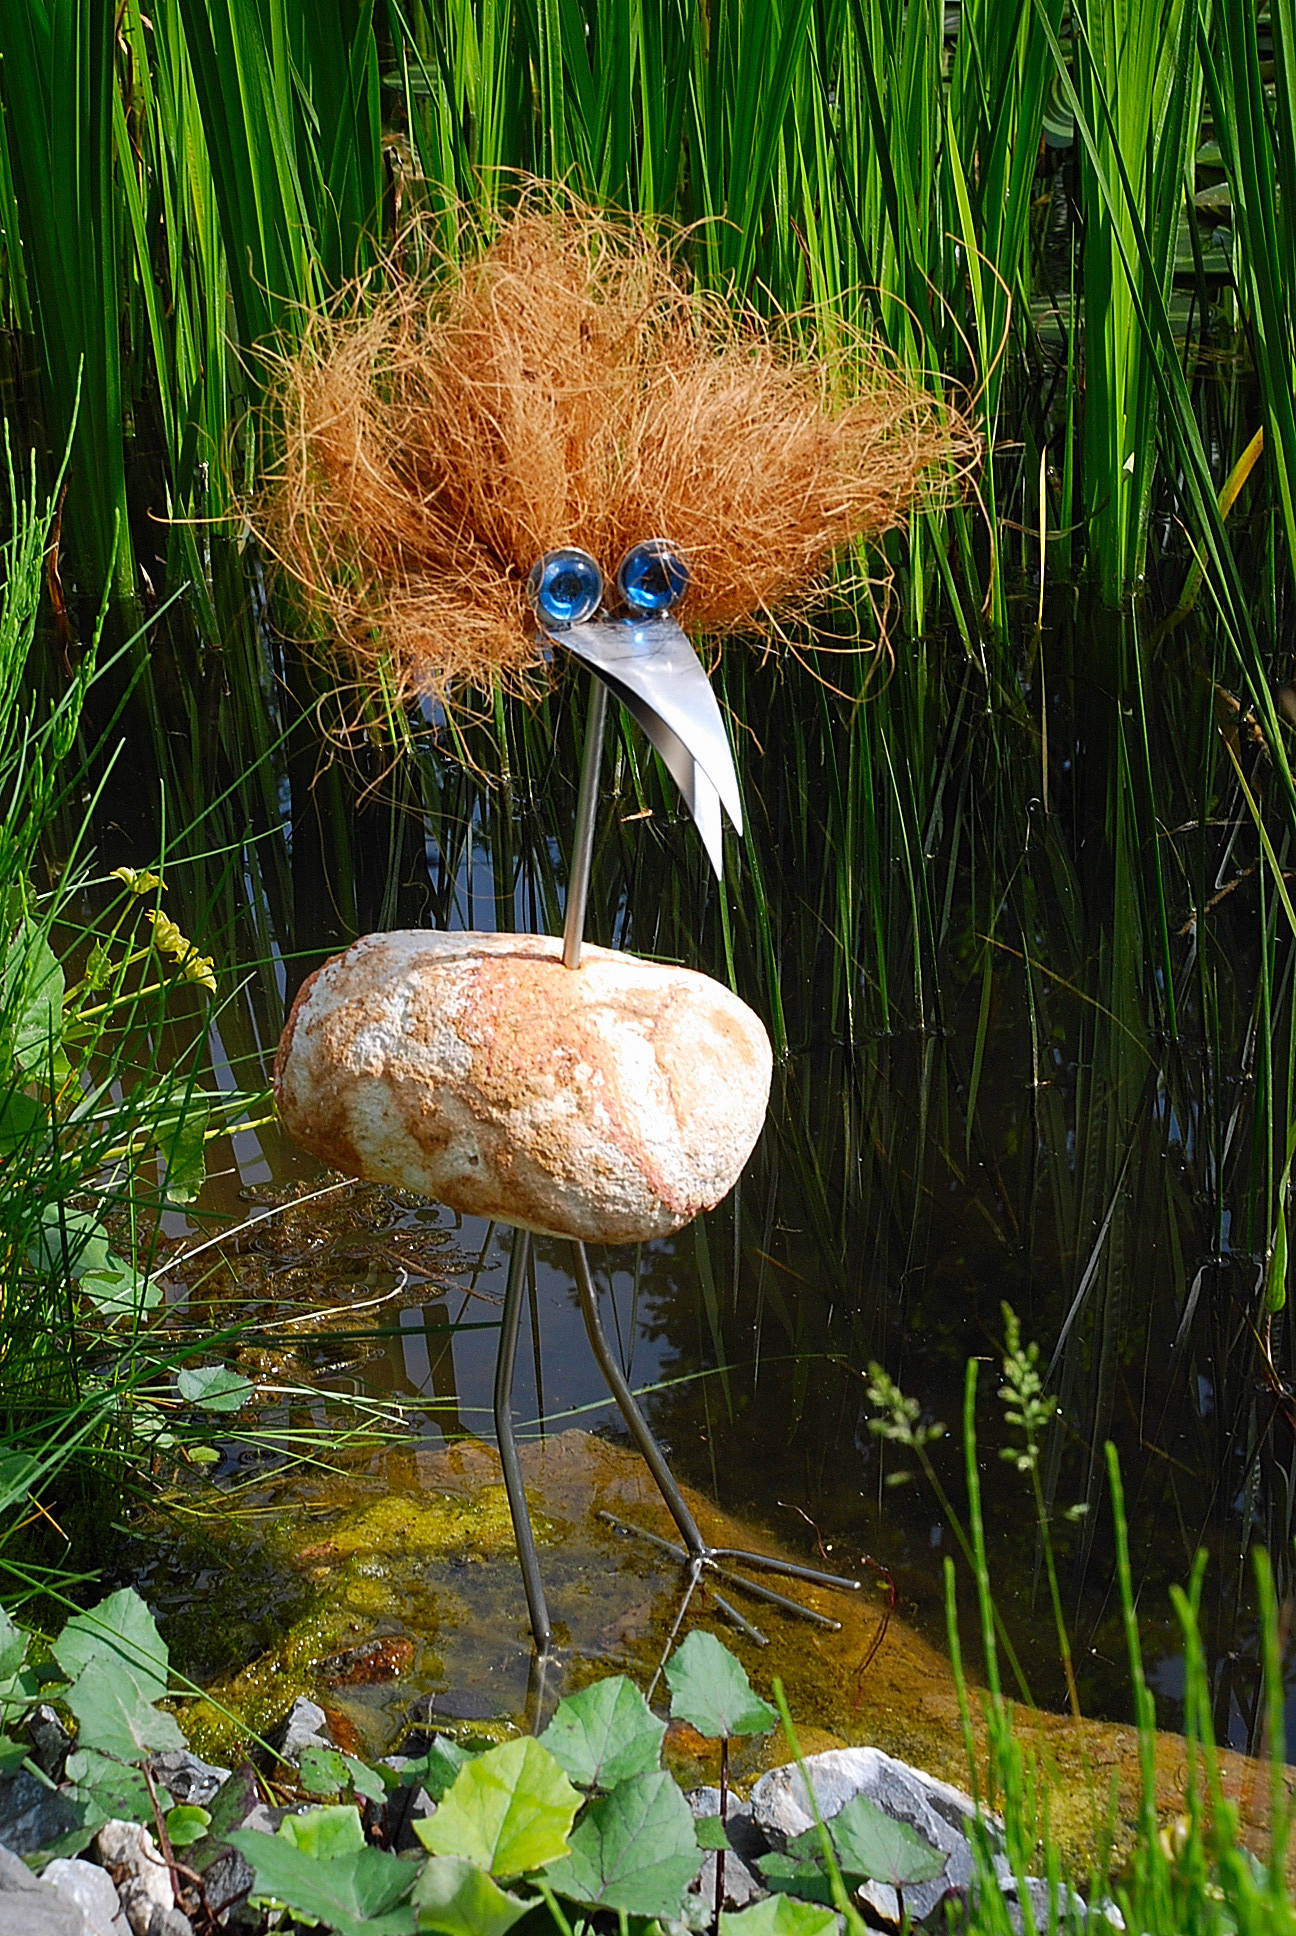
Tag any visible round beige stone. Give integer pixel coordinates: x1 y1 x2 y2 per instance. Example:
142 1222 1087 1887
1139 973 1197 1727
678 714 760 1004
274 930 772 1244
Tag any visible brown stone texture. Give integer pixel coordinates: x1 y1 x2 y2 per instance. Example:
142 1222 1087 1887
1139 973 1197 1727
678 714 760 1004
274 930 772 1242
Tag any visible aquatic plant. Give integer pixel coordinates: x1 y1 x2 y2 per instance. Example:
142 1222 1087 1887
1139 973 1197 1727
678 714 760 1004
0 446 270 1599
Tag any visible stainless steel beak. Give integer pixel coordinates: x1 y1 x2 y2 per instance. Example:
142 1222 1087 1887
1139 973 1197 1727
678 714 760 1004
557 615 742 878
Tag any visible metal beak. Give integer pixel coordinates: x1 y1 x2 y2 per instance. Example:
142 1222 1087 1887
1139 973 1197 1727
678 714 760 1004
556 615 742 878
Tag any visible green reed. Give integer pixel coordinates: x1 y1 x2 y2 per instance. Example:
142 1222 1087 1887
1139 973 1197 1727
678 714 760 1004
946 1424 1296 1931
0 440 277 1594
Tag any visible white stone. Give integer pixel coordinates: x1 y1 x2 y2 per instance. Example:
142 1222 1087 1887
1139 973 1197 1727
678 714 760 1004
750 1747 975 1925
275 931 772 1244
271 1697 332 1765
0 1844 92 1936
42 1860 128 1936
91 1824 173 1936
857 1877 900 1926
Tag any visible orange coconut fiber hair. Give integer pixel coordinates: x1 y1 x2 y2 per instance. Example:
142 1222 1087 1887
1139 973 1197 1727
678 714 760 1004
260 204 969 710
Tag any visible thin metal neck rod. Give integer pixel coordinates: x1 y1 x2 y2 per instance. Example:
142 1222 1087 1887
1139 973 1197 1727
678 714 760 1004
562 674 608 969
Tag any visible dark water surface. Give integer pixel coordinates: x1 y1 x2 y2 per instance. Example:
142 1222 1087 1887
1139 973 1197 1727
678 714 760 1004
112 637 1296 1769
134 1038 1295 1765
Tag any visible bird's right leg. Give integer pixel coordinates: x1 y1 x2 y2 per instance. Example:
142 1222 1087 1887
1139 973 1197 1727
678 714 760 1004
573 1242 863 1643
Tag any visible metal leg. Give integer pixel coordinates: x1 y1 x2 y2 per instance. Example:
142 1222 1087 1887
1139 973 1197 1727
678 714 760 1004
573 1241 706 1555
548 673 857 1650
574 1240 864 1633
494 1227 551 1652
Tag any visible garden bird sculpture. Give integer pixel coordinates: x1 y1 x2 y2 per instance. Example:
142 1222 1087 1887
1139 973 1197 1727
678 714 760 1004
267 204 967 1656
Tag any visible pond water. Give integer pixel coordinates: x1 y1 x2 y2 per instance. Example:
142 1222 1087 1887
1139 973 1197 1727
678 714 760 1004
112 639 1296 1777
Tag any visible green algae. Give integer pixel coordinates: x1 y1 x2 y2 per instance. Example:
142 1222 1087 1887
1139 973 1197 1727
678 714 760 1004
147 1429 1296 1882
291 1484 526 1566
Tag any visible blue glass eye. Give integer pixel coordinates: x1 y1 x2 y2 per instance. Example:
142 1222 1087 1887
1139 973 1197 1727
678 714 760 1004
616 539 689 615
527 548 604 627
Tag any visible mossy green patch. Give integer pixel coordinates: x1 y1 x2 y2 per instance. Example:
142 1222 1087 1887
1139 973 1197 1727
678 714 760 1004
291 1486 524 1567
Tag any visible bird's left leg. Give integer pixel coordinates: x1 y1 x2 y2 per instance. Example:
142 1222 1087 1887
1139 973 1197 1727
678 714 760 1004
494 1226 552 1652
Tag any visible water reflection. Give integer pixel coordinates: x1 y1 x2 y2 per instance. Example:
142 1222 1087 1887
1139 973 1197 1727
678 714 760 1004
134 627 1296 1770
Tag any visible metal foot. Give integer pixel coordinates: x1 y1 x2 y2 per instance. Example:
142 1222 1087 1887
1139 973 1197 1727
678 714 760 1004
572 1242 864 1642
494 1227 552 1652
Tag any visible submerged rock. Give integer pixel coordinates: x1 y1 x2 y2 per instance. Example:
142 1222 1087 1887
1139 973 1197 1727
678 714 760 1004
317 1636 414 1687
160 1426 1289 1885
0 1768 82 1856
274 930 772 1243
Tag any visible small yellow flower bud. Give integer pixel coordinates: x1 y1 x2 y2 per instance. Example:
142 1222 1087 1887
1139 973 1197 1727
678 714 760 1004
111 866 165 896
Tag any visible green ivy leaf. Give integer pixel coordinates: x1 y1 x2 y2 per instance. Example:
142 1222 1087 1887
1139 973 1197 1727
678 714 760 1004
165 1804 212 1849
665 1632 776 1739
83 943 112 991
806 1792 945 1887
546 1769 701 1918
176 1365 254 1413
755 1852 835 1903
413 1855 532 1936
81 1261 161 1323
297 1748 351 1796
53 1587 170 1702
541 1675 666 1790
66 1747 152 1825
5 920 66 1072
63 1659 185 1763
0 1089 45 1155
27 1205 113 1281
416 1738 579 1879
0 1450 38 1516
278 1804 366 1860
695 1815 731 1851
158 1096 210 1205
0 1665 39 1720
400 1735 476 1802
299 1744 386 1803
0 1604 25 1685
721 1895 839 1936
227 1827 416 1936
0 1734 29 1778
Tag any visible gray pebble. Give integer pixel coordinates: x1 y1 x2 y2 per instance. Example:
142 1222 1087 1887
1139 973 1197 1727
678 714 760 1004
42 1858 128 1936
0 1843 92 1936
